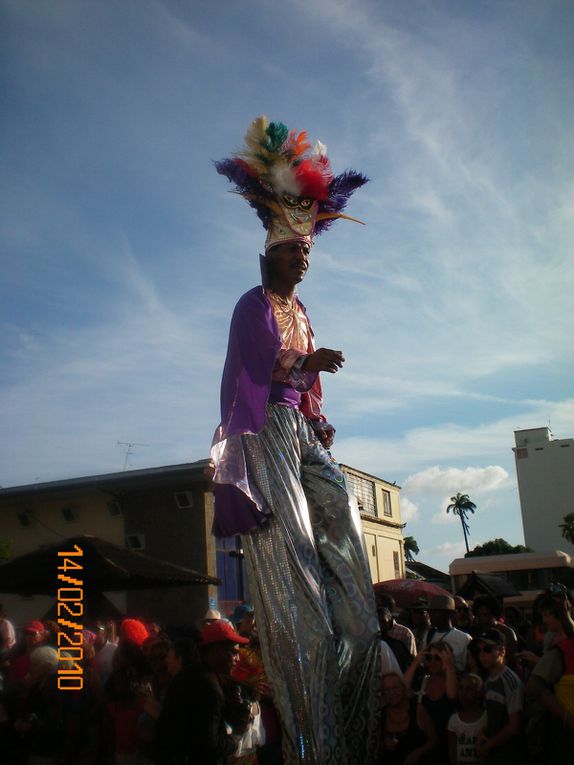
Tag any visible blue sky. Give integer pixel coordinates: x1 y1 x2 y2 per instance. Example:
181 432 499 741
2 0 573 571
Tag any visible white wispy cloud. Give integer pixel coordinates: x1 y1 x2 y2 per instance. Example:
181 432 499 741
400 497 419 523
404 465 510 495
335 399 574 477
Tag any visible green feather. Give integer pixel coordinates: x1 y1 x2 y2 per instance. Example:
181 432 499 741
265 122 288 153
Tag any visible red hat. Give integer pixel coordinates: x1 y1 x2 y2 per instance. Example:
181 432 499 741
24 620 45 634
201 620 249 646
120 618 149 646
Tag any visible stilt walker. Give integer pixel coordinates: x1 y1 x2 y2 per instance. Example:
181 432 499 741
211 116 382 765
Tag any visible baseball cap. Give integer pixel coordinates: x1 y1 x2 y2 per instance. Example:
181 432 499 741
24 620 45 634
231 603 254 625
475 628 504 646
201 621 249 646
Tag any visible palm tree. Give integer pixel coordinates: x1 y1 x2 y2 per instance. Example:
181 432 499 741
559 513 574 545
446 493 477 554
404 536 420 563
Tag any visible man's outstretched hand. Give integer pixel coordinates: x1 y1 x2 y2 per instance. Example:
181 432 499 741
303 348 345 374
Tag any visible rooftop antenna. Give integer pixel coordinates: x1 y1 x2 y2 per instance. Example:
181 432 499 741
117 441 149 471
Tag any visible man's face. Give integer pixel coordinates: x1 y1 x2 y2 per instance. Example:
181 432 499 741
475 606 495 629
24 630 44 648
237 612 255 638
477 641 504 670
266 241 311 287
212 641 241 675
430 609 451 629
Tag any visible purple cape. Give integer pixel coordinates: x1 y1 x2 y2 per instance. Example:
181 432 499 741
211 287 316 537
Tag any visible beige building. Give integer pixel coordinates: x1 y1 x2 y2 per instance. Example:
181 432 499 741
0 461 219 628
0 460 405 628
341 464 405 583
449 550 574 608
513 427 574 553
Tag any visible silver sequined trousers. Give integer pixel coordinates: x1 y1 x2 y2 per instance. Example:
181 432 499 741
241 405 382 765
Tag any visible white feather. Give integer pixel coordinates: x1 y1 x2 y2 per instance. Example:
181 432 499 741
312 140 328 158
269 163 301 195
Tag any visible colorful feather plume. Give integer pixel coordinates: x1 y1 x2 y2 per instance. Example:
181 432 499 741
215 116 368 237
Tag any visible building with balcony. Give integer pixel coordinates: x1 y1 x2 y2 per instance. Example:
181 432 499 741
341 464 406 583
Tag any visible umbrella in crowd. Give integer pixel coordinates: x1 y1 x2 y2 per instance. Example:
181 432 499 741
374 578 452 609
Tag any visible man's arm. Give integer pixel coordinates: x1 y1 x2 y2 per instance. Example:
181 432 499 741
478 710 521 757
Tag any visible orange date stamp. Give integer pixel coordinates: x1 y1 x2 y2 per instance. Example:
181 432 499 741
56 544 84 690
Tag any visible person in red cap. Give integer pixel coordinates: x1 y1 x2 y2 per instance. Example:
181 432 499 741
5 619 46 688
155 621 250 765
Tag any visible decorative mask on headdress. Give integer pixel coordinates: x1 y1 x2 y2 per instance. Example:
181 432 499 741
215 116 368 252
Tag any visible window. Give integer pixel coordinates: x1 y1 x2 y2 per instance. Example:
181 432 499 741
61 507 76 522
108 501 122 517
345 473 376 516
126 533 145 550
18 512 31 527
174 491 194 509
515 448 528 459
393 551 401 578
382 490 392 517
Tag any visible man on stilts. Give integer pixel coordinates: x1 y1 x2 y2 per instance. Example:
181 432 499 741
211 116 381 765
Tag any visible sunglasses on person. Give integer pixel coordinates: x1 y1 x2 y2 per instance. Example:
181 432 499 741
477 644 497 654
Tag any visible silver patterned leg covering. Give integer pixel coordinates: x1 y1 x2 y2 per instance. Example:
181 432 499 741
241 405 381 765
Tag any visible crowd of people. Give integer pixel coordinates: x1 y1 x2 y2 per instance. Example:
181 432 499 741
0 584 573 765
375 585 574 764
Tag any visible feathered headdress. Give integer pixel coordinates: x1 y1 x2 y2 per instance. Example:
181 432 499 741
215 116 368 252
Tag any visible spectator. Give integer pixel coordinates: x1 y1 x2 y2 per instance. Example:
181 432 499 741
13 646 65 763
378 606 415 673
404 641 457 764
410 598 432 653
93 619 118 685
475 628 526 764
105 663 154 765
144 636 172 704
453 597 474 634
526 588 574 760
230 604 255 639
375 591 417 657
165 637 200 678
448 673 486 765
63 636 105 765
427 595 471 672
471 596 518 665
0 603 16 677
155 620 250 764
379 671 437 765
230 605 283 765
5 620 47 688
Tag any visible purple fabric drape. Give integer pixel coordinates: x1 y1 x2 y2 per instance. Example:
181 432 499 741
211 286 318 537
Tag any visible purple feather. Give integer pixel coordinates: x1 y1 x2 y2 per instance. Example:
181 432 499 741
214 158 273 229
315 170 369 235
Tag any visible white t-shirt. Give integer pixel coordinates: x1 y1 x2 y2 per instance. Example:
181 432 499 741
0 618 16 652
429 627 471 671
448 711 486 765
380 639 402 676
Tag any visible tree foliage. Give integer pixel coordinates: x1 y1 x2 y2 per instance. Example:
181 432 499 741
446 493 477 554
404 536 420 562
465 538 533 557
